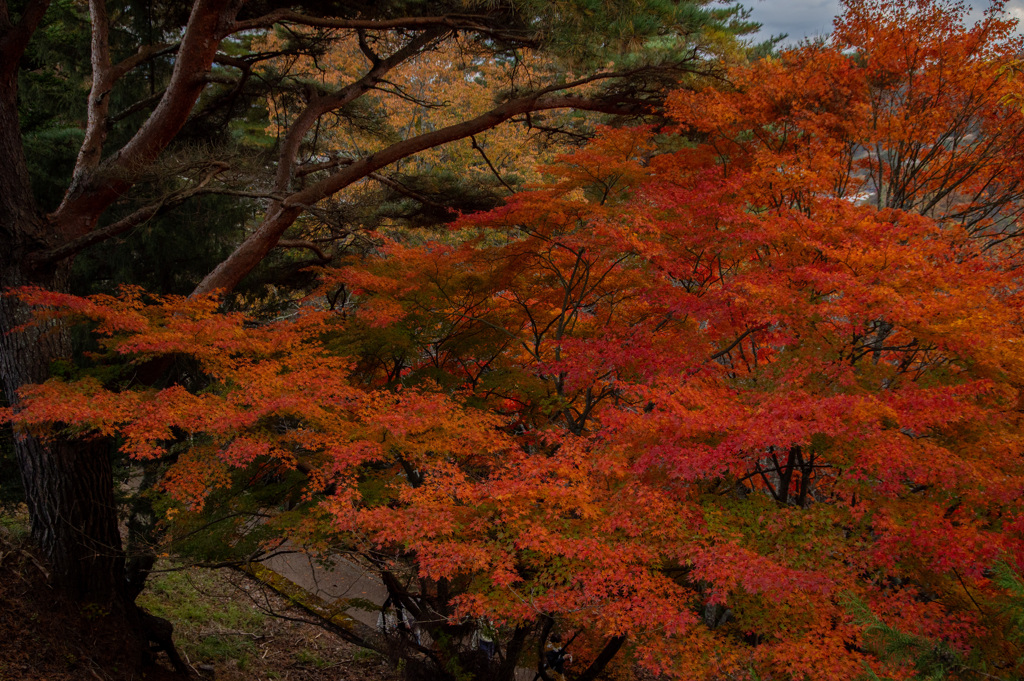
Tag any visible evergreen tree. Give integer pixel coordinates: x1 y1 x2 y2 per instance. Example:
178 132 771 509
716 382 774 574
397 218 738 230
0 0 755 672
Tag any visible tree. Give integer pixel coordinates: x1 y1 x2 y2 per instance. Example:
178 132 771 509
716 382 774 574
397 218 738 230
9 1 1024 678
0 0 752 669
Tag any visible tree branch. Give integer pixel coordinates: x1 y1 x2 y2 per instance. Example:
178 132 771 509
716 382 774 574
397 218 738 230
110 42 177 82
110 89 166 125
574 635 626 681
471 135 515 193
356 28 380 66
29 163 230 267
369 172 452 213
226 10 494 36
50 0 241 240
195 91 648 295
276 239 330 261
295 156 354 177
0 0 51 79
99 43 181 125
709 323 769 361
70 0 114 182
272 28 448 195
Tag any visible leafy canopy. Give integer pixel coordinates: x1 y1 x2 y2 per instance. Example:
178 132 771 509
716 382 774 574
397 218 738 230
7 0 1024 678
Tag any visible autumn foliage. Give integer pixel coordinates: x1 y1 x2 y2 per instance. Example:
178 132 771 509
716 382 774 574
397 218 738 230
7 0 1024 678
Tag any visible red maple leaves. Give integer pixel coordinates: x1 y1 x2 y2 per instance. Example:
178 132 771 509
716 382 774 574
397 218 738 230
6 0 1024 677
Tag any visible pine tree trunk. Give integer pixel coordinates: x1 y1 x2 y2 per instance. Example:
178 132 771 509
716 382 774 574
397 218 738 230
13 431 124 602
0 52 147 667
0 245 142 612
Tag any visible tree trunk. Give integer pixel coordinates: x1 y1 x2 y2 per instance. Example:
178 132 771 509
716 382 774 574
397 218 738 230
0 45 148 668
0 254 146 611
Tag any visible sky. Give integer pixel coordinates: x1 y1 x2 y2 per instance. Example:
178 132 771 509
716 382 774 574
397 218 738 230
745 0 1024 44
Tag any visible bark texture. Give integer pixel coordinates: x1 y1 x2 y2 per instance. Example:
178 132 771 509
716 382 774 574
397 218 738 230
2 3 158 667
0 2 678 675
1 0 125 602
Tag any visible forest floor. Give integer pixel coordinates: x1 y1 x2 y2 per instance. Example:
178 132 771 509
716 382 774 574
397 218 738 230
0 511 401 681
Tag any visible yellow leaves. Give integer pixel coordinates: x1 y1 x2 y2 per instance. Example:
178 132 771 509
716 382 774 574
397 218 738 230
257 31 560 207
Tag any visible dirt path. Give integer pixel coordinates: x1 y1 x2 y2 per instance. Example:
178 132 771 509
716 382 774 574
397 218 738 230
260 543 389 628
257 545 536 681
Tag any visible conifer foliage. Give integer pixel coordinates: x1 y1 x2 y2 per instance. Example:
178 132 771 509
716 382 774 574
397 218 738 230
7 0 1024 678
0 0 755 666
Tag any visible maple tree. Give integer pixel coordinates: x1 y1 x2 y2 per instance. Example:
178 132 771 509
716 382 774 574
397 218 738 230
0 0 753 667
7 0 1024 678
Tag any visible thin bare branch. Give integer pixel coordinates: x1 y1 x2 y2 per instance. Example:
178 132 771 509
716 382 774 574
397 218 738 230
471 135 515 193
110 42 177 82
709 323 770 362
272 28 448 194
295 156 354 177
369 172 452 212
30 163 230 266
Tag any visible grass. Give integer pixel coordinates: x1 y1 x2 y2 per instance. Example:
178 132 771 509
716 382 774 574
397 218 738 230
0 509 30 541
354 647 385 662
1 507 400 681
137 568 267 669
293 648 330 668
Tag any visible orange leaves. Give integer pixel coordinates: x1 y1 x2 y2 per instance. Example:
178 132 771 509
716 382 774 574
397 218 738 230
8 377 143 439
837 0 1024 224
9 285 151 336
7 2 1024 676
307 26 1024 663
3 291 512 517
359 387 511 466
834 0 1022 66
537 125 656 203
159 447 233 509
670 0 1024 236
668 45 867 206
